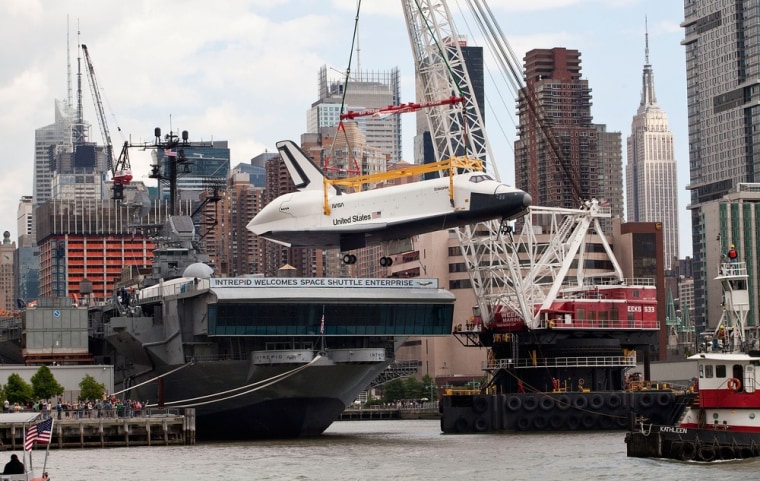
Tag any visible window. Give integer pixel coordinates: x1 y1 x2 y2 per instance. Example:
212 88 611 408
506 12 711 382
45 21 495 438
705 364 714 378
716 364 727 378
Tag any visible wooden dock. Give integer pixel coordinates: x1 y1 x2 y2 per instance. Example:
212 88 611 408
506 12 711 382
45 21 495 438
0 409 195 449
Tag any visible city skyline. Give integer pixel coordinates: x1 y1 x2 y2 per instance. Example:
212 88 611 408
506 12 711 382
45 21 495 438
0 1 689 255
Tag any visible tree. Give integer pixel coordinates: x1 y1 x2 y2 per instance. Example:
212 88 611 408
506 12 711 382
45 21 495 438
31 365 64 400
383 378 405 403
78 375 105 402
4 373 33 404
403 376 423 400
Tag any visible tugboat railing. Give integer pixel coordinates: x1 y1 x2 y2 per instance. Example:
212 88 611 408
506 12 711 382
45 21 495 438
485 355 637 370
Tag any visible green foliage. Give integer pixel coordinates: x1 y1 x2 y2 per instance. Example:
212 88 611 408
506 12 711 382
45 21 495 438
78 374 105 402
31 365 64 400
4 373 33 404
382 378 405 403
403 376 423 400
382 376 438 403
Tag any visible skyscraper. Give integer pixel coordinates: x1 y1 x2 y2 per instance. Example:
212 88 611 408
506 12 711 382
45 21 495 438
681 1 760 331
33 100 76 208
307 66 401 162
514 48 624 236
595 124 624 235
626 29 678 270
515 48 599 210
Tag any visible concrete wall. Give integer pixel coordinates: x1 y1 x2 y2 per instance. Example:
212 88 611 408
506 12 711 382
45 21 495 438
0 365 114 404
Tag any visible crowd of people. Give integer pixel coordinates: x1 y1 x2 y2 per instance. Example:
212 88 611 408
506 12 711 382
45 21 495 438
2 396 149 420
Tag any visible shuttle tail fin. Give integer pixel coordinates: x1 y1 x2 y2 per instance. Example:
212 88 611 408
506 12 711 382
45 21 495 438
276 140 335 193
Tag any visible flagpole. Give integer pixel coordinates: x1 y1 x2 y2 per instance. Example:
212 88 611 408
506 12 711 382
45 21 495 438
319 305 326 355
23 423 31 478
41 418 53 477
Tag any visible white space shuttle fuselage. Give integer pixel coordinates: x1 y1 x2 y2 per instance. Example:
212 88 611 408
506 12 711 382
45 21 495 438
247 140 532 252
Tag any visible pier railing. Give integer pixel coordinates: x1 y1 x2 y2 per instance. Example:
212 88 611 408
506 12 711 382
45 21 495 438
0 408 195 449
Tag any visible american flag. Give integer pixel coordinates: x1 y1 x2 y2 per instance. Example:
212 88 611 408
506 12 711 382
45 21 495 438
25 417 53 451
320 313 325 334
164 148 177 157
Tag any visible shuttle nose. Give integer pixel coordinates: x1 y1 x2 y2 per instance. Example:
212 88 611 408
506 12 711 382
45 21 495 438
495 184 532 207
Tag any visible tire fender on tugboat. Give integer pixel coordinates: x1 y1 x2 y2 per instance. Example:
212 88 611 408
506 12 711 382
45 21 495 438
522 396 538 412
566 415 580 430
698 445 716 462
680 442 697 461
516 416 532 431
533 415 548 430
474 417 489 432
540 396 554 411
573 395 588 410
473 396 489 414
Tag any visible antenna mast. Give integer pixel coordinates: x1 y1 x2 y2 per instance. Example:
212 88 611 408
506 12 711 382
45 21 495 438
67 15 72 110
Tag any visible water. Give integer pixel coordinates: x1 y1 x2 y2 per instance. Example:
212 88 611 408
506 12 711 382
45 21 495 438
26 420 760 480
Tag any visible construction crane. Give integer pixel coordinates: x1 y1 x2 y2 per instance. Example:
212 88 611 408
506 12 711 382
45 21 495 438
81 44 132 200
400 1 613 328
401 0 519 326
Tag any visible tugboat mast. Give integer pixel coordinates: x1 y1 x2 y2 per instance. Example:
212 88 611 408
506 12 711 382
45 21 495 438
712 260 751 352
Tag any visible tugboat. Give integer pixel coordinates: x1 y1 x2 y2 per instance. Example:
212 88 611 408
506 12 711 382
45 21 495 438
626 261 760 461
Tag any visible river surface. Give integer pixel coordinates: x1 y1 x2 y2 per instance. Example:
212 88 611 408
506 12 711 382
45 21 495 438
27 419 760 480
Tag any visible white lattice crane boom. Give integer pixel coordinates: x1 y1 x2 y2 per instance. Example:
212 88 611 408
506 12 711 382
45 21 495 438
400 1 625 330
401 0 490 170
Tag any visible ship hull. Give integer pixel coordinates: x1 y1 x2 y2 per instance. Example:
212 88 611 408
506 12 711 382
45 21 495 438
124 357 391 439
626 424 760 461
440 391 691 434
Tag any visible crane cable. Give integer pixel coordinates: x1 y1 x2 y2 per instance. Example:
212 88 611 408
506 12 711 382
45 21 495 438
328 0 364 189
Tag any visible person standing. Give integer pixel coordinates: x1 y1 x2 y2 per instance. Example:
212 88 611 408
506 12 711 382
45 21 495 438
728 244 738 262
3 454 24 475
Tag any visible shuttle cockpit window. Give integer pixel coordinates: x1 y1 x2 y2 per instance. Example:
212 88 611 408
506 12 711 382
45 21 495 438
469 174 494 183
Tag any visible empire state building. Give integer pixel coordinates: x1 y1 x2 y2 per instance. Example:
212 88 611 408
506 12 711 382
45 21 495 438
625 27 678 270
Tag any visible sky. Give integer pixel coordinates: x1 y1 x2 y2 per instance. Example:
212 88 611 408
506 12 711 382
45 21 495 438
0 0 690 256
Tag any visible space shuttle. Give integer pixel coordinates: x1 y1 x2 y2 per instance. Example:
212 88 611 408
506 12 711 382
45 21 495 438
246 140 532 263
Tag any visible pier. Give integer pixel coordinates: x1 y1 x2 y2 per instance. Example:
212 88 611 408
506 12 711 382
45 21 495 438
339 404 440 421
0 409 195 449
